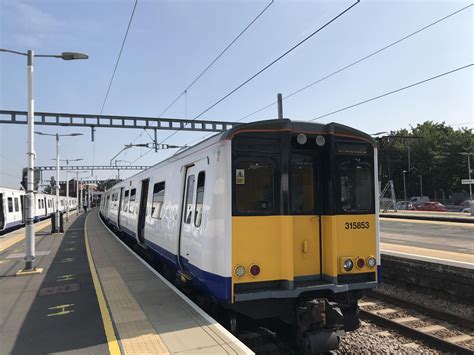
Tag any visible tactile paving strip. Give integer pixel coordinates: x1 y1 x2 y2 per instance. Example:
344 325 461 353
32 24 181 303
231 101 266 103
87 232 169 354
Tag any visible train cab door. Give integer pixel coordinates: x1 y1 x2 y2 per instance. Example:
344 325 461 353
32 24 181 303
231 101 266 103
178 161 206 276
137 179 149 244
291 151 323 282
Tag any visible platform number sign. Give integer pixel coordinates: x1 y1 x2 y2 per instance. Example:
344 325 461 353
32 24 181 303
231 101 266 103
236 169 245 184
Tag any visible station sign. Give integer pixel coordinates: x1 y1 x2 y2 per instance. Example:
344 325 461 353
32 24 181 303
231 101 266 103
461 179 474 184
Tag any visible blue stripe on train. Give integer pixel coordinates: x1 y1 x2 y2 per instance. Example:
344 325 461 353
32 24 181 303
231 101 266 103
5 220 23 229
144 238 232 302
114 225 232 302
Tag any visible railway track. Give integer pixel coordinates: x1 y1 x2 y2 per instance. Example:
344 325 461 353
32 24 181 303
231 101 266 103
359 293 474 354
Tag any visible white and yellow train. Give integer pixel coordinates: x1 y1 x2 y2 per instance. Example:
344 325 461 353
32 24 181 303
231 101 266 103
100 119 380 353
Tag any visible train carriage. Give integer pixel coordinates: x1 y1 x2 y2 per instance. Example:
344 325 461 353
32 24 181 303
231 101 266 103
0 187 25 231
100 119 380 353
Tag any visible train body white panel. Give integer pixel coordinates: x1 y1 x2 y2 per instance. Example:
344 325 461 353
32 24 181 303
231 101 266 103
0 187 25 230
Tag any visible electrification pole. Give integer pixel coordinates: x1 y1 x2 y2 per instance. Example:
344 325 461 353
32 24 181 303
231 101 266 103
24 49 35 271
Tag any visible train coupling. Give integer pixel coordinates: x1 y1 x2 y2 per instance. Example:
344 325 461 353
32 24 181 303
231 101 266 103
296 299 345 354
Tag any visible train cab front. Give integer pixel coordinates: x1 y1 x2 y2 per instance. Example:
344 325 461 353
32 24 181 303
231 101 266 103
227 119 379 353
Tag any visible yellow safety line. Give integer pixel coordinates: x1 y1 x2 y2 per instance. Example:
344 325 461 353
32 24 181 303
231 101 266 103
0 220 52 253
380 217 474 228
84 213 121 355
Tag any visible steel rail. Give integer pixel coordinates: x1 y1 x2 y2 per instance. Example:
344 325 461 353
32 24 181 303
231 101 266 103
360 297 473 354
368 290 474 329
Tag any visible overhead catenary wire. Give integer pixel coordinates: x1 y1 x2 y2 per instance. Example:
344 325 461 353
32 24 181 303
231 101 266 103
192 0 360 121
158 0 360 145
98 0 138 116
310 63 474 121
157 0 275 118
97 0 138 179
237 3 474 122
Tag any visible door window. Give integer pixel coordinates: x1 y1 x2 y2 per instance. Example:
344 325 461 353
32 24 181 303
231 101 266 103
129 188 136 213
184 175 195 224
291 155 315 213
123 190 129 212
14 198 20 212
194 172 205 227
8 198 13 213
235 161 274 213
151 182 165 219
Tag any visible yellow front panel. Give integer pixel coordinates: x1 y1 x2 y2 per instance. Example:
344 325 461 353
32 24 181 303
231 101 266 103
232 216 294 284
321 214 377 277
292 216 320 277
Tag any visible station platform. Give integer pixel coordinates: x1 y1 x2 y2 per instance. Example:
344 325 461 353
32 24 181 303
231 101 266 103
0 210 252 354
380 217 474 269
381 210 474 223
381 242 473 269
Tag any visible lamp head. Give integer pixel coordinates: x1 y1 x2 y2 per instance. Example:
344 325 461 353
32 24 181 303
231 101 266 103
61 52 89 61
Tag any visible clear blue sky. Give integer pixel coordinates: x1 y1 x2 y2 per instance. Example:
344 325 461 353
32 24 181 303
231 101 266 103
1 0 473 189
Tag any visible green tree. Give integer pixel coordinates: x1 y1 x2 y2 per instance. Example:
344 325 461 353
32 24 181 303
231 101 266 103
378 122 473 204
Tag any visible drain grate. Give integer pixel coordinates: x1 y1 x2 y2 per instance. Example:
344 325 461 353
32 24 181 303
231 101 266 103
38 283 80 296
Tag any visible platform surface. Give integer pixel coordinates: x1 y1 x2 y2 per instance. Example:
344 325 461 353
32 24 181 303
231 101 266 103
380 218 473 268
381 210 474 223
0 210 251 354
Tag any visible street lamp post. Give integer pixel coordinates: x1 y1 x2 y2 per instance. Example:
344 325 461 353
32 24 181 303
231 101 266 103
1 48 88 273
59 158 83 221
418 174 423 197
459 152 473 201
402 170 407 202
114 159 131 179
36 132 83 232
75 171 88 215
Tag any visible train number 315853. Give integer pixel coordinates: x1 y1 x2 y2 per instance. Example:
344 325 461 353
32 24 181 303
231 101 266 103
344 222 370 230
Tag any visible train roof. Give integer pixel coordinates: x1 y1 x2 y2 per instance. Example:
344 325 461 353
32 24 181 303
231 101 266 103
219 119 375 144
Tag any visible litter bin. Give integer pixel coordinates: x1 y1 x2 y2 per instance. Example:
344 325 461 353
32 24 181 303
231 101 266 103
50 213 57 233
59 212 64 233
50 212 64 233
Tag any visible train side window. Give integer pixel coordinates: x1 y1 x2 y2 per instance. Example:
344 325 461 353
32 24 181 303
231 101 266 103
129 188 136 213
194 172 205 227
338 161 373 212
8 198 13 213
123 190 129 212
235 161 274 213
184 175 195 224
14 198 20 212
151 182 165 219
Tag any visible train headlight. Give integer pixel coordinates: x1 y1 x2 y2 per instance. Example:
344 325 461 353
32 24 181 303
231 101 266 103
356 257 365 269
234 265 246 278
316 135 326 147
249 264 261 277
367 256 376 268
297 134 307 145
343 259 353 272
